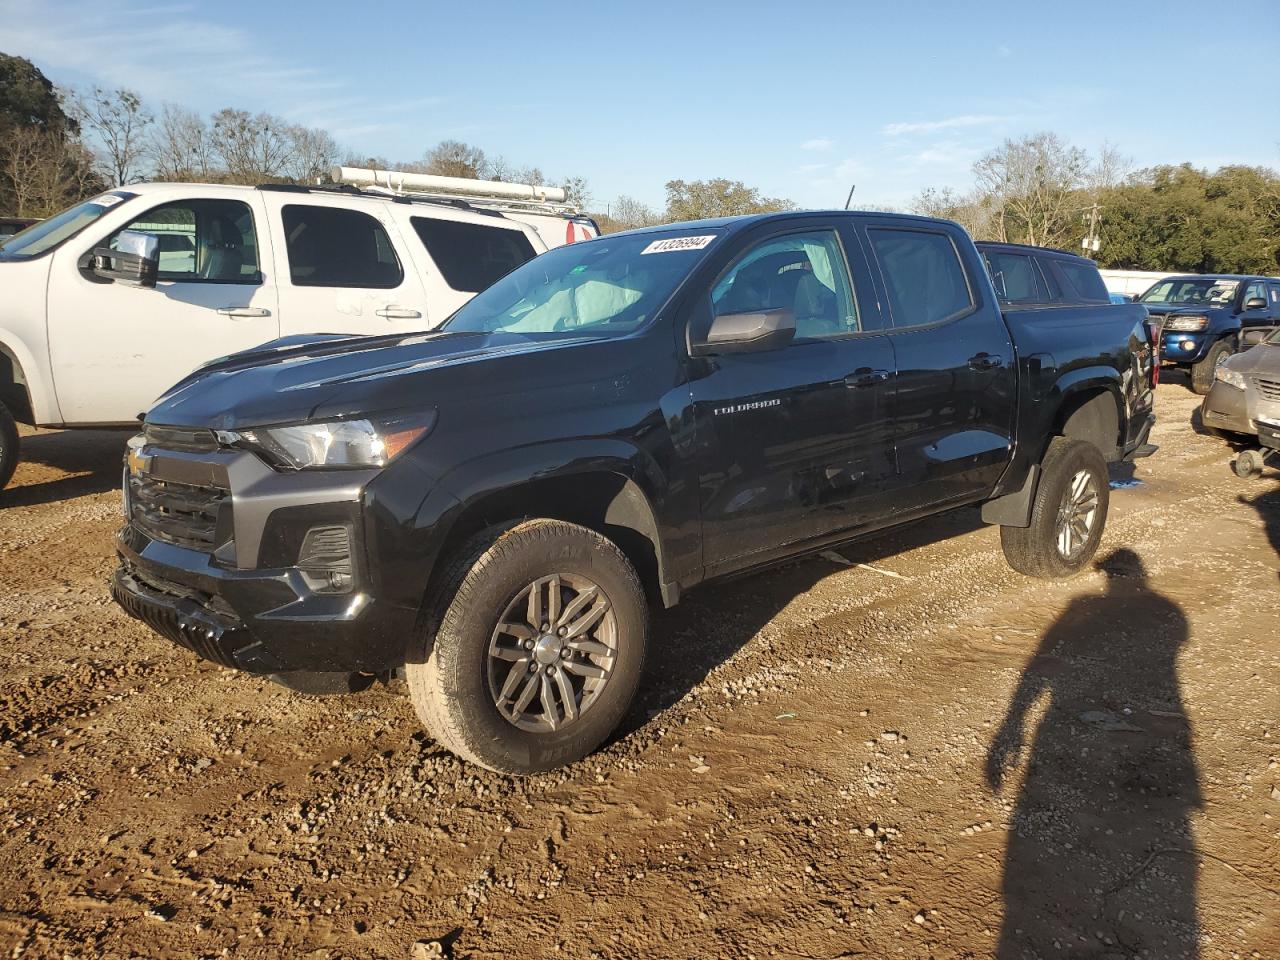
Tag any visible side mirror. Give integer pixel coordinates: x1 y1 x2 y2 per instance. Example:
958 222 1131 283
690 307 796 356
1244 296 1267 311
91 230 159 287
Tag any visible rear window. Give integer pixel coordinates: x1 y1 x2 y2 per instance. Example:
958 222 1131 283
984 251 1046 302
282 205 403 289
411 217 536 293
1049 258 1110 303
868 228 973 327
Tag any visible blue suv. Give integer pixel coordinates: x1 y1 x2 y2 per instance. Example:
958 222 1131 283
1139 275 1280 394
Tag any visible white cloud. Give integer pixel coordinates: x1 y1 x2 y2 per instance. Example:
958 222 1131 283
882 114 1006 137
800 137 834 152
997 44 1012 57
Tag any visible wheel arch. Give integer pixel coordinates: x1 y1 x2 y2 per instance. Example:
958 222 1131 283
1045 369 1125 462
421 442 675 612
0 339 38 425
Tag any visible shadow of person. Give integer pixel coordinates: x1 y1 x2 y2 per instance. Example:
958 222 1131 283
1240 484 1280 575
987 548 1202 959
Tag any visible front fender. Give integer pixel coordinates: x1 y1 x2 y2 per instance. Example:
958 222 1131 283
0 330 60 425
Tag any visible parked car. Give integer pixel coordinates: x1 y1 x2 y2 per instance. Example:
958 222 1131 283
0 178 596 490
1201 326 1280 444
1138 274 1280 394
977 241 1116 305
111 210 1158 774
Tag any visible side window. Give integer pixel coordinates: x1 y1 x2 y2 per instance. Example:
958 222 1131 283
109 199 260 283
711 230 859 340
282 205 403 289
1243 281 1267 309
411 217 536 293
867 228 972 327
1051 259 1110 303
984 252 1044 302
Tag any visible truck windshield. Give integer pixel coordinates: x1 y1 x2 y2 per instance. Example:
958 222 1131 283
0 192 135 258
443 230 719 338
1139 277 1239 306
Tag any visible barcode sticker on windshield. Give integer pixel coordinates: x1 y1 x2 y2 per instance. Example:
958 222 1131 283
94 193 125 208
641 235 716 255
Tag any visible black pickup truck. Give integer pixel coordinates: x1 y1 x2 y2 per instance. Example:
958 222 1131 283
112 212 1157 773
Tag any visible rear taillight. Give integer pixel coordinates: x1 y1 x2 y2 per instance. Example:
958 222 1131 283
1144 319 1161 387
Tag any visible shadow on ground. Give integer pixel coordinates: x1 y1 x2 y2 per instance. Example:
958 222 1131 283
0 429 128 508
618 507 985 739
988 548 1202 959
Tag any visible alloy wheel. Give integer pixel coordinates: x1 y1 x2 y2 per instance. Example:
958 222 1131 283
1055 469 1100 559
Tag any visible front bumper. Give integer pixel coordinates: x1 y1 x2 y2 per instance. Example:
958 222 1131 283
1161 331 1211 364
111 439 412 675
1201 381 1254 436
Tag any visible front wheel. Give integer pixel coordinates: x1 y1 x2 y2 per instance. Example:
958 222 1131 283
1001 438 1110 579
0 402 19 492
406 519 648 775
1190 338 1234 396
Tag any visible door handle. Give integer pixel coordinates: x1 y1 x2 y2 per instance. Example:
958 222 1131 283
968 352 1004 371
845 368 890 388
375 306 422 320
216 307 271 319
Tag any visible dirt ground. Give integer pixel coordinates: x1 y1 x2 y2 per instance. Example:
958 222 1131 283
0 375 1277 960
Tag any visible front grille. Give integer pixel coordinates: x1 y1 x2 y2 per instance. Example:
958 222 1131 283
128 473 227 550
143 423 219 452
1254 377 1280 402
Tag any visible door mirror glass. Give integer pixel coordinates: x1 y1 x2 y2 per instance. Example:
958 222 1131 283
691 307 796 356
1245 296 1267 311
92 230 158 287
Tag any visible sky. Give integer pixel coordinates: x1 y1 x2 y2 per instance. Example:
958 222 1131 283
3 0 1277 212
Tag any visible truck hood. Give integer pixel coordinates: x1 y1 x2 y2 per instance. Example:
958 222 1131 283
1142 303 1232 319
147 329 601 429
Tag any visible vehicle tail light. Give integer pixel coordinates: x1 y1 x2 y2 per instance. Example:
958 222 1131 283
1144 318 1161 387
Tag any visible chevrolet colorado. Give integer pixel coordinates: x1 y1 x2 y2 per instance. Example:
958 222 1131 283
111 211 1158 773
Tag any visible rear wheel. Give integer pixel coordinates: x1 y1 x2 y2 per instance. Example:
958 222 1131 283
0 402 19 492
407 519 647 775
1190 338 1234 395
1001 438 1110 579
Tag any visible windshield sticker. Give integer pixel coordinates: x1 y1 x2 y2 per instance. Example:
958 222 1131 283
641 235 716 255
94 193 126 208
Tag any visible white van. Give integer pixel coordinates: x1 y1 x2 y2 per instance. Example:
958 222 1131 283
0 176 597 488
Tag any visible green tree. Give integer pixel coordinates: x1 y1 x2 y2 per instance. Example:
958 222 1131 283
664 178 794 221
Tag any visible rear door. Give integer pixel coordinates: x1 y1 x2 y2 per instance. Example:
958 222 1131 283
262 195 430 337
688 221 898 573
859 219 1016 511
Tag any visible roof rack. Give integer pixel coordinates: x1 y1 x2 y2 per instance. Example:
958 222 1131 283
330 166 582 218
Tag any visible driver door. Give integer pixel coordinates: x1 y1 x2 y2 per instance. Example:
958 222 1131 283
47 193 278 423
687 225 898 575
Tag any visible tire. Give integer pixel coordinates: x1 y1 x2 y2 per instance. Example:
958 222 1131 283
1190 338 1235 396
1233 449 1265 479
268 671 375 696
0 402 19 492
1001 437 1110 580
406 519 647 775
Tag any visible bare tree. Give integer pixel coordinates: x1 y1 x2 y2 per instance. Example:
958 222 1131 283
284 124 340 183
972 132 1090 246
424 140 487 179
150 104 215 181
2 125 98 216
610 194 660 229
67 85 153 186
210 109 292 183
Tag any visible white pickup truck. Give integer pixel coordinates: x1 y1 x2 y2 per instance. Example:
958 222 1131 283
0 171 596 489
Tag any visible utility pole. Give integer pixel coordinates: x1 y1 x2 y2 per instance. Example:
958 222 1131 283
1082 202 1102 256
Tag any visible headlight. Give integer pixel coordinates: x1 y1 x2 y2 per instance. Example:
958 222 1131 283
1214 366 1246 390
1165 315 1209 332
233 412 436 469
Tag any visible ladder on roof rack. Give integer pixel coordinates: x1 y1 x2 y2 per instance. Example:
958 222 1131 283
330 166 581 218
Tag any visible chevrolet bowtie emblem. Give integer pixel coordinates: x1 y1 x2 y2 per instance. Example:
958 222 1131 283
126 447 152 478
